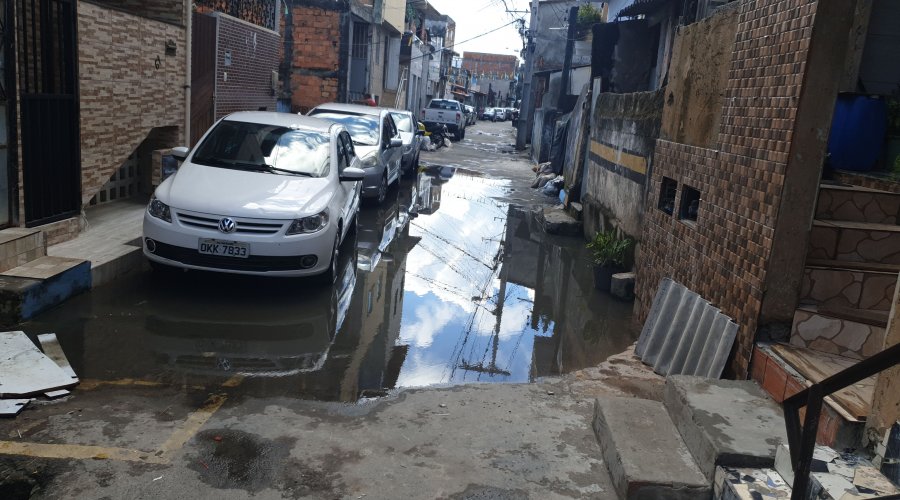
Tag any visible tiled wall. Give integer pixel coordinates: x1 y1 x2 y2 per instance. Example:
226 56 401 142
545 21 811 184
78 1 186 206
634 0 820 376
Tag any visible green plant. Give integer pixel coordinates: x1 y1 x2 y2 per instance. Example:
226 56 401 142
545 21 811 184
587 230 632 268
577 4 603 26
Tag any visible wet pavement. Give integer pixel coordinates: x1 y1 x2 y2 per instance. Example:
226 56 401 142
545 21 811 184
0 120 644 499
13 152 634 403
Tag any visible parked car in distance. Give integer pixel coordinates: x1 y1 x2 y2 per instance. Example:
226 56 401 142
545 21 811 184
493 108 507 122
421 99 466 140
464 105 476 126
143 112 364 280
507 108 519 121
480 108 496 121
388 109 422 176
308 103 404 204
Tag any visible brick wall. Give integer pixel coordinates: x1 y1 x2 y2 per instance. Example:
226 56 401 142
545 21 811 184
462 52 518 77
214 14 280 119
78 1 186 206
634 0 821 377
286 4 344 112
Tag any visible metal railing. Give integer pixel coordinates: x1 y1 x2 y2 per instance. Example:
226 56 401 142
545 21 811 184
783 342 900 499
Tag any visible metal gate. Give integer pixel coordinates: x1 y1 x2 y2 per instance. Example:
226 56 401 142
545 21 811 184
1 0 17 228
190 12 216 146
16 0 80 226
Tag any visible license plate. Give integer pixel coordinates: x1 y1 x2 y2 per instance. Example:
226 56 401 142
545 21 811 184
198 239 249 258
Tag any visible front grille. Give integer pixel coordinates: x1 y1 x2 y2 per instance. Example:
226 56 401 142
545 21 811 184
175 211 285 235
152 241 306 272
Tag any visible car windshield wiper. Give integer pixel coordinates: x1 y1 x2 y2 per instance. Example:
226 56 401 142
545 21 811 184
233 162 314 177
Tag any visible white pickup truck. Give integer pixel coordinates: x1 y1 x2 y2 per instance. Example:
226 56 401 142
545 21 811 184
420 99 467 140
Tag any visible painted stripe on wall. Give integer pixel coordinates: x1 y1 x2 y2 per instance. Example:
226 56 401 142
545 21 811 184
590 139 648 175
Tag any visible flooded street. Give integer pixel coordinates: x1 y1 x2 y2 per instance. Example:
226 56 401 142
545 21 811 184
0 123 642 500
16 165 635 402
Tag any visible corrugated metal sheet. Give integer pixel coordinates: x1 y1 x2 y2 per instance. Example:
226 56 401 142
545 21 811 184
635 278 738 378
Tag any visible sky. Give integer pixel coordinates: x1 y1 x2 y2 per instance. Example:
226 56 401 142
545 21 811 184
427 0 531 60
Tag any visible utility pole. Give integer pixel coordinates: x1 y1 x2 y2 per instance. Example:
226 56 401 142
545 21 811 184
558 6 577 109
515 0 539 150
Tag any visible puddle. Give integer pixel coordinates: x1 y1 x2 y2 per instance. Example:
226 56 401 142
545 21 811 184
17 167 636 402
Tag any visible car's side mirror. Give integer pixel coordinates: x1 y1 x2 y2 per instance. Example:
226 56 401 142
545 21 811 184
390 138 403 148
170 146 190 162
340 167 366 182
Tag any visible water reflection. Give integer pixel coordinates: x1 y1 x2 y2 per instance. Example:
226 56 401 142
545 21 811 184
17 166 636 402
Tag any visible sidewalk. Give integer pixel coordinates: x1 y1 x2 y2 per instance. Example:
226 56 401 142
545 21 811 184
48 198 147 287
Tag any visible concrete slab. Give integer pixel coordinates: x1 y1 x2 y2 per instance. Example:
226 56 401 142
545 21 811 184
593 397 710 499
0 259 91 324
664 375 787 480
538 207 583 236
610 272 635 301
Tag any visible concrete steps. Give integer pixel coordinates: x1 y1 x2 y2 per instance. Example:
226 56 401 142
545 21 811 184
664 375 787 479
593 397 710 499
800 263 897 312
789 305 887 360
0 228 46 272
593 375 788 499
815 183 900 225
0 256 91 325
807 219 900 265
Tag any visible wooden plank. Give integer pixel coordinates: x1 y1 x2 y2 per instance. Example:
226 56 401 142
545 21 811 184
0 331 77 397
772 344 873 421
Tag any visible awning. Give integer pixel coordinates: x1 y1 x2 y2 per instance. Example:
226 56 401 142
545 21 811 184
617 0 671 18
450 89 470 98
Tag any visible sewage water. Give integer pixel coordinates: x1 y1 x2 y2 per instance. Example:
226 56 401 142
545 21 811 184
17 167 636 402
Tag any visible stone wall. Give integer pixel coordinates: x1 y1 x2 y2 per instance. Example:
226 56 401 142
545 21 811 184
213 14 280 119
285 3 345 112
634 0 855 377
78 1 186 206
582 89 663 240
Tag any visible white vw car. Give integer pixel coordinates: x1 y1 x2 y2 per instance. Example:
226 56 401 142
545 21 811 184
143 112 364 280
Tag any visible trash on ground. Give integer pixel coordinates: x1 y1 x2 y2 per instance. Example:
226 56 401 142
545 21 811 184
0 398 30 417
0 331 79 401
38 333 78 380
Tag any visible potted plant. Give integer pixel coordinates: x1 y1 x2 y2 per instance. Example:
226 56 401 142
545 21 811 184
587 229 632 292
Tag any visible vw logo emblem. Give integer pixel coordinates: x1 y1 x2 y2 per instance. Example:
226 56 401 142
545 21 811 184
218 217 236 233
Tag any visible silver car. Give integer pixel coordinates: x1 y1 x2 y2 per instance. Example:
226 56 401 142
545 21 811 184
308 103 403 204
388 109 422 176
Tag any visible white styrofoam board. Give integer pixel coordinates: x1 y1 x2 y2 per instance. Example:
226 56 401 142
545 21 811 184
0 331 77 397
38 333 78 380
0 398 30 416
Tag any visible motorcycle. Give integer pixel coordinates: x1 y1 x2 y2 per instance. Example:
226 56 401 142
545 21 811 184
422 122 449 149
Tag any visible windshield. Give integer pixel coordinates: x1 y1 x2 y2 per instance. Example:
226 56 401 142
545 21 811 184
308 111 379 146
429 100 458 110
192 121 330 177
391 113 413 133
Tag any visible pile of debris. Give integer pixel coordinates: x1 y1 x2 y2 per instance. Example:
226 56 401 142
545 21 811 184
0 331 79 417
531 162 564 198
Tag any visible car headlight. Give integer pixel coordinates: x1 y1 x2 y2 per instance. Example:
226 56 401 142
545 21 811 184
148 196 171 222
360 153 378 169
286 210 329 235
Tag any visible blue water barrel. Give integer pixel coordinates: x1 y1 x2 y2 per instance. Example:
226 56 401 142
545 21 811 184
827 94 888 172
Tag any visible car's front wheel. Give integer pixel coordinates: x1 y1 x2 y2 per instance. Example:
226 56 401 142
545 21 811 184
376 173 388 204
316 229 341 285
